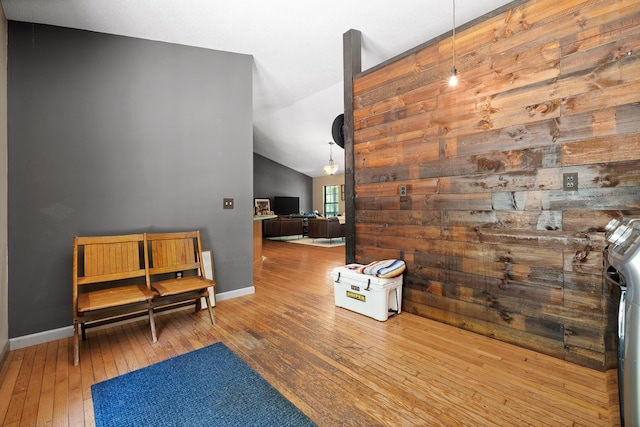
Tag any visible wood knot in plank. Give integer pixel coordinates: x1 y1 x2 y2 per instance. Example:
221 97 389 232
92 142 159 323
574 246 592 262
498 255 513 263
526 101 556 117
612 49 633 61
476 156 505 172
500 267 512 289
477 119 492 130
373 173 398 183
505 126 528 141
593 175 620 188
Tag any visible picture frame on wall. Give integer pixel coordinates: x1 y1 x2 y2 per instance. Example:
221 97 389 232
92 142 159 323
254 198 271 215
200 249 216 308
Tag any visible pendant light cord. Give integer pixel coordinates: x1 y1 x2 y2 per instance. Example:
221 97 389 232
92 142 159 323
452 0 456 67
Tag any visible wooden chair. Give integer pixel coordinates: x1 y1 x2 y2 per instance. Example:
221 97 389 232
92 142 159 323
72 234 157 366
145 231 215 326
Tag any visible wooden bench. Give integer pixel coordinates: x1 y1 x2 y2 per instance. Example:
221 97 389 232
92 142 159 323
72 234 157 366
146 231 216 326
72 230 216 366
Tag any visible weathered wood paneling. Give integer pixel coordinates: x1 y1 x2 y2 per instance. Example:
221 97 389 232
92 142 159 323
352 0 640 370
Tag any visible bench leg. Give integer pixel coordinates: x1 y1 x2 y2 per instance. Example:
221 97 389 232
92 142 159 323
73 323 80 366
204 291 215 326
148 304 158 343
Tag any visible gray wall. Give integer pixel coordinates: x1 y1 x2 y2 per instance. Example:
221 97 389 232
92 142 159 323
8 22 253 338
0 9 8 362
253 153 312 214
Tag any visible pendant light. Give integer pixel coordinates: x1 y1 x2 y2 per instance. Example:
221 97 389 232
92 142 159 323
449 0 458 87
322 141 339 175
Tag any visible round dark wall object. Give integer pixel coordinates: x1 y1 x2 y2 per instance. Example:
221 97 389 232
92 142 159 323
332 114 345 148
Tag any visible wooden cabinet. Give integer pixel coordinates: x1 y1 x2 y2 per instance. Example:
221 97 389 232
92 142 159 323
253 215 277 264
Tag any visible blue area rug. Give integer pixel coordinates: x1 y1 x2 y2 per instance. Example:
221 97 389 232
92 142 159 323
92 342 316 427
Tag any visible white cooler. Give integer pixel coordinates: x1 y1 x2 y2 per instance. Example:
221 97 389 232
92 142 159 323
331 264 403 321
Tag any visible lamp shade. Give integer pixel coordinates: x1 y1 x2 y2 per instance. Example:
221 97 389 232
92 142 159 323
322 164 339 175
322 141 339 175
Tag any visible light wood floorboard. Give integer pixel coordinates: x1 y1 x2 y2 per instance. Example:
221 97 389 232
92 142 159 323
0 239 621 426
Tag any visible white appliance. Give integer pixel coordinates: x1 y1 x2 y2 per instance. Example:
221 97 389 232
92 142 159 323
604 216 640 427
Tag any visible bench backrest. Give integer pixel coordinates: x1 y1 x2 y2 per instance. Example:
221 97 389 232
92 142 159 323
73 234 149 306
145 231 205 277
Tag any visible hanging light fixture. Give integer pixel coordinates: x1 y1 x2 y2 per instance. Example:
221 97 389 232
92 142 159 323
322 141 339 175
449 0 458 87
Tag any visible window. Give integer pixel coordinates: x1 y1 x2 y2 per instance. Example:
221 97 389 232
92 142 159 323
324 185 339 217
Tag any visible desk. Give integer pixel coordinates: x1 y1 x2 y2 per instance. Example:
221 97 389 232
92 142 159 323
253 215 277 263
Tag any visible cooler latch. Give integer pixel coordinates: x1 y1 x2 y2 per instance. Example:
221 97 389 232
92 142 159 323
388 288 400 315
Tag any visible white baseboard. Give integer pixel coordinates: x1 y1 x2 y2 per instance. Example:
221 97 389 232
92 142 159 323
9 285 256 351
10 326 74 350
215 286 255 301
0 339 10 368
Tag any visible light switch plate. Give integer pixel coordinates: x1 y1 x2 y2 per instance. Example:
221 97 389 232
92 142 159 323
223 198 234 209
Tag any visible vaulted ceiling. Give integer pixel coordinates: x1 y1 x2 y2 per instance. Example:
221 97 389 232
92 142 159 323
1 0 514 177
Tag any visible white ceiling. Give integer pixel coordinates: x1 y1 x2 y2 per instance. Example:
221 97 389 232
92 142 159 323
1 0 513 177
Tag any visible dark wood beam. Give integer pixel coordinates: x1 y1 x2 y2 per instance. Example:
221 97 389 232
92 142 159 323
343 29 361 264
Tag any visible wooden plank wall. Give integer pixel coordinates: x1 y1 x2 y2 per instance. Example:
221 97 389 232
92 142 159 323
351 0 640 370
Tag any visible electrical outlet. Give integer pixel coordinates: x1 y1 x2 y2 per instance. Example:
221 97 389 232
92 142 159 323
399 185 407 197
563 173 578 191
223 198 234 209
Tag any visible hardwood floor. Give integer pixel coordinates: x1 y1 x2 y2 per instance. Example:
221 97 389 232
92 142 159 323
0 239 621 426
